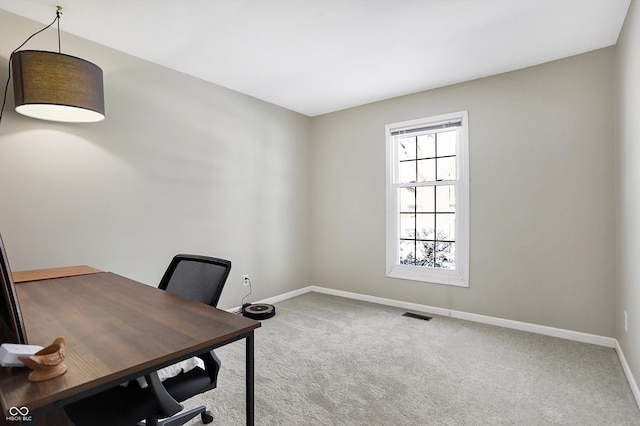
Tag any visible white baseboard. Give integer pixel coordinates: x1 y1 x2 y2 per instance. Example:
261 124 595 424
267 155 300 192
310 286 452 316
244 285 638 410
450 309 617 348
309 286 617 347
227 286 312 314
253 285 618 347
615 340 640 410
255 286 312 305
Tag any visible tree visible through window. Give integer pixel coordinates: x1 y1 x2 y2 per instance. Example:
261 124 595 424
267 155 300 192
386 112 469 286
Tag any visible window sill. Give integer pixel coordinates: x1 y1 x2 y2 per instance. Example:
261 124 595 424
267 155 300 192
387 265 468 287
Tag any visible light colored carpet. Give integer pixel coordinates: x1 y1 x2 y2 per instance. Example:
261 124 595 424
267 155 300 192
182 292 640 425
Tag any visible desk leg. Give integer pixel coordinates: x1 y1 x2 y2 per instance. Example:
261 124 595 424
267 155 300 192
246 331 255 426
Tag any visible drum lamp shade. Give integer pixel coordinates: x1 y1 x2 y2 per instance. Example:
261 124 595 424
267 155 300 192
12 50 105 123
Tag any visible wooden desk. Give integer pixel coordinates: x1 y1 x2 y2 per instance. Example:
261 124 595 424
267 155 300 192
0 270 260 424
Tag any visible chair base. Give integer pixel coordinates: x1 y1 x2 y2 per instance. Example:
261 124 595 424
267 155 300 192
138 405 213 426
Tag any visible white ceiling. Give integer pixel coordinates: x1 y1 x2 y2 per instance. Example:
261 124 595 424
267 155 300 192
0 0 631 117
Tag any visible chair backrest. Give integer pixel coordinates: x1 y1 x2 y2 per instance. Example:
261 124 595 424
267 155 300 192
158 254 231 307
0 233 27 344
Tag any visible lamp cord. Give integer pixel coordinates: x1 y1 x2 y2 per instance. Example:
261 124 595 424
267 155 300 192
0 12 60 126
57 7 62 54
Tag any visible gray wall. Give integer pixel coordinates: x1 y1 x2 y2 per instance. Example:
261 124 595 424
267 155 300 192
0 10 312 309
0 9 623 342
311 48 616 337
616 0 640 393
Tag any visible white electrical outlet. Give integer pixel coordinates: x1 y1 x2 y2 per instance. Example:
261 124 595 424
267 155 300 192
624 310 628 332
242 274 250 286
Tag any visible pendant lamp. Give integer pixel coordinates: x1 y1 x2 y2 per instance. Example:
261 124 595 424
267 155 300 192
10 7 105 123
12 50 104 123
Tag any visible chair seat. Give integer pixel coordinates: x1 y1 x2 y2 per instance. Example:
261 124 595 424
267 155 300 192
65 367 214 426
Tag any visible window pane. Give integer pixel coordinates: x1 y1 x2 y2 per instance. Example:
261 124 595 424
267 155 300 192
417 241 435 267
399 187 416 212
399 240 416 265
399 214 415 239
415 186 435 213
416 213 434 239
435 242 455 270
416 159 435 182
436 185 455 213
398 137 416 161
437 131 456 157
436 156 456 181
435 214 455 241
417 134 435 158
398 160 417 183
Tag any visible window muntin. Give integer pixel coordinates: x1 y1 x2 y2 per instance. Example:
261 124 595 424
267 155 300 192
386 112 469 286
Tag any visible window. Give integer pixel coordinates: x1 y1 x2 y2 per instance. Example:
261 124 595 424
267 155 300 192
386 111 469 286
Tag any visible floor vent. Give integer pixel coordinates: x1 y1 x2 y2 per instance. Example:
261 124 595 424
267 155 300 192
402 312 433 321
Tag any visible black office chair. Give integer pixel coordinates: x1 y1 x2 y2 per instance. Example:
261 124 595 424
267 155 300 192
65 255 232 426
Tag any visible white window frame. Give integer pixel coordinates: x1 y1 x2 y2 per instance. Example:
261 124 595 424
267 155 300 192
385 111 469 287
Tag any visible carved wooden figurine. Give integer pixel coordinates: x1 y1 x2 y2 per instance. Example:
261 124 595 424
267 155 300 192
18 337 67 382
